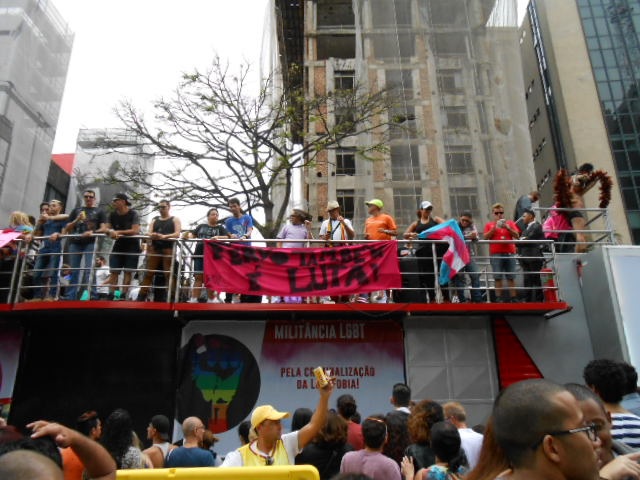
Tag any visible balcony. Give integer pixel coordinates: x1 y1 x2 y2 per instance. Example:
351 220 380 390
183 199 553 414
0 234 572 320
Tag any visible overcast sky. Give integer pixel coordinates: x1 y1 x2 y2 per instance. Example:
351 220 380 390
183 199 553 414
52 0 528 155
51 0 271 153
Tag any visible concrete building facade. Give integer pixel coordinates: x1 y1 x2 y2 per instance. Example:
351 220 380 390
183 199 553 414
520 0 635 244
276 0 535 233
0 0 73 221
72 128 155 225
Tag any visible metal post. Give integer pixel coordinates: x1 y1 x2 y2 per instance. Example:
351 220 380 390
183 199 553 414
13 239 30 304
9 239 25 304
432 242 441 303
171 239 181 304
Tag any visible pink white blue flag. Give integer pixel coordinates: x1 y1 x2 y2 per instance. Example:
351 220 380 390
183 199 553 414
0 230 21 248
418 219 470 285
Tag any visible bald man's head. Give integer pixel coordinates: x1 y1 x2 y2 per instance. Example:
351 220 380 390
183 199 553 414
0 450 63 480
182 416 205 440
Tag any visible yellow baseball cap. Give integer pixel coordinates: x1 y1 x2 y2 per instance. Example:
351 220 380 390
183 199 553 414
365 199 383 209
251 405 290 429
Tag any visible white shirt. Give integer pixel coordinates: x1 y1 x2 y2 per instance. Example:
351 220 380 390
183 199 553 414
319 218 354 241
221 431 299 467
95 265 110 294
459 427 483 470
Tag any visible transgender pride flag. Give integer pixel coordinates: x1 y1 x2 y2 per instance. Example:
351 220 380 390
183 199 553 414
418 219 470 285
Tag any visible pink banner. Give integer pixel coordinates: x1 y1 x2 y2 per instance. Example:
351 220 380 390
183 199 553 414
204 241 402 296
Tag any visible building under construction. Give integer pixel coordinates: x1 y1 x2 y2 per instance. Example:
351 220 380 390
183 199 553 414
273 0 533 230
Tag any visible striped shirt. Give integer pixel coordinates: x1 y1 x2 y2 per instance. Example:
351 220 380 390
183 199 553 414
611 412 640 449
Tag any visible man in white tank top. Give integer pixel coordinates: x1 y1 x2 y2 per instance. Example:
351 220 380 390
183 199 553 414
143 414 175 468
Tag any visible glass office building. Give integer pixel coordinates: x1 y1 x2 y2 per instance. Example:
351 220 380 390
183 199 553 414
576 0 640 242
0 0 73 220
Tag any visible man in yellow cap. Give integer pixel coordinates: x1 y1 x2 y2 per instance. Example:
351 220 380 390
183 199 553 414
221 380 335 466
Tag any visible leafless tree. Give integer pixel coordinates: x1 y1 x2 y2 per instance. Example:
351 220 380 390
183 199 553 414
102 58 398 237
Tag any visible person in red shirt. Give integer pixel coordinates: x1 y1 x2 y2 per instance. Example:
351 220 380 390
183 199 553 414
337 394 364 450
483 202 520 302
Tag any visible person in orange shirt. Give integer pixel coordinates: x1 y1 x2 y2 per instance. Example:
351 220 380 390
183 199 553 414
358 199 397 303
364 199 397 241
60 411 103 480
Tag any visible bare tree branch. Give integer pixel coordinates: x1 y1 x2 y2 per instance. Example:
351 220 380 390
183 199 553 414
92 57 398 237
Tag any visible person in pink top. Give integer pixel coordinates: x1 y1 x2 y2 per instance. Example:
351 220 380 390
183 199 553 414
483 202 520 303
337 394 364 450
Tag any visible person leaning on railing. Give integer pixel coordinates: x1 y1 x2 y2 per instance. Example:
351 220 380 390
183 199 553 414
483 203 520 303
403 201 445 303
99 192 141 300
0 212 34 303
453 211 483 303
360 199 397 304
60 189 107 300
32 199 68 301
137 200 182 302
318 200 355 304
187 207 229 303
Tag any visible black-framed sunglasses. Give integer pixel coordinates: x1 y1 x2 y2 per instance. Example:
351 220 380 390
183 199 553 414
265 456 274 466
531 423 598 449
494 211 505 215
83 195 95 199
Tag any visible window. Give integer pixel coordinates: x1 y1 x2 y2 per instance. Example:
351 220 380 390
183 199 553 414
317 0 355 28
445 146 473 174
336 189 355 220
449 187 479 218
390 145 421 181
336 149 356 175
443 107 468 129
372 33 415 60
437 70 463 93
394 187 420 226
317 35 356 60
335 70 355 90
623 188 639 210
386 69 414 99
371 0 412 27
335 107 355 133
390 106 418 139
432 33 468 55
425 0 467 26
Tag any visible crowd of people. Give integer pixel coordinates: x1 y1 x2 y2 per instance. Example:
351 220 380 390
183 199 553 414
1 358 639 480
0 187 581 304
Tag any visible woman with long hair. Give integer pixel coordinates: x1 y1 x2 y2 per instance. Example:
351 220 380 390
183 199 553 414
296 411 353 479
100 409 146 470
404 400 444 471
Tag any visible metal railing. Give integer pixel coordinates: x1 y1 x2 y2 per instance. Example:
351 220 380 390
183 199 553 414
0 234 566 305
536 206 617 252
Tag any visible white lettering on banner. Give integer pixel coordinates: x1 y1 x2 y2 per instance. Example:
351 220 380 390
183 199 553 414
274 323 366 340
